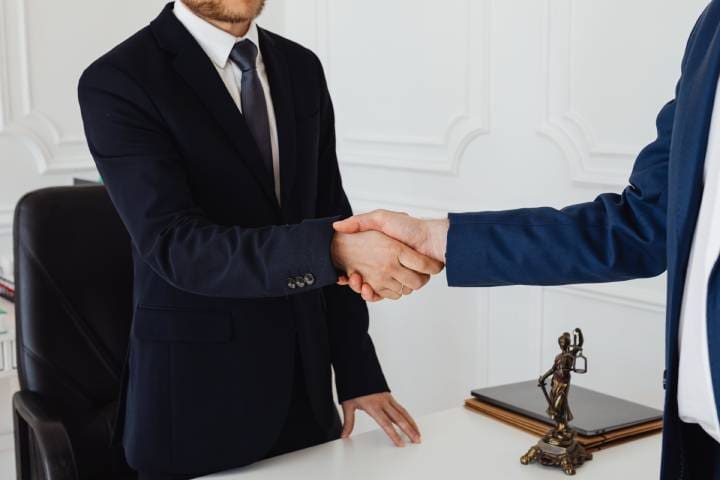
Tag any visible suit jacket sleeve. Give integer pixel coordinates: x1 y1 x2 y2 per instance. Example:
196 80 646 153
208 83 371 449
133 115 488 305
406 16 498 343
78 61 340 299
445 11 706 288
313 59 389 402
446 97 672 286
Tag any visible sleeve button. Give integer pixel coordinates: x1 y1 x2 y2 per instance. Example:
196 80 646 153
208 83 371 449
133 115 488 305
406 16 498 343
287 278 297 289
304 273 315 286
294 275 306 288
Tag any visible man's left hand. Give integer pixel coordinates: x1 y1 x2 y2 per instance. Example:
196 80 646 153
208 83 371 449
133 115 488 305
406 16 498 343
340 392 421 447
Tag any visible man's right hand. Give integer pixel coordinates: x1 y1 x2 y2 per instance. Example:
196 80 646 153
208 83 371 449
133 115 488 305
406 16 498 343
333 211 450 301
331 230 444 300
334 210 449 263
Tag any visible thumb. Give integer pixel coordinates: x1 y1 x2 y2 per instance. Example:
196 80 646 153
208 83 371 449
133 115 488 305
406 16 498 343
399 247 445 275
333 216 363 234
333 212 383 234
341 402 356 438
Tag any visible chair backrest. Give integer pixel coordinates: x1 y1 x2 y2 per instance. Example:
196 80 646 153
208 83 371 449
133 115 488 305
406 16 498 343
14 185 134 477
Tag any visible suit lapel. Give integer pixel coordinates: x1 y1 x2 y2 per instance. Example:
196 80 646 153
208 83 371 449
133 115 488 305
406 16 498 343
665 11 720 381
151 4 280 210
259 29 298 219
673 23 720 254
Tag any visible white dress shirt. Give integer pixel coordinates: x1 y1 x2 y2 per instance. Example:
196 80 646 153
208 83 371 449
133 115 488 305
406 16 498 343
677 77 720 444
173 0 281 203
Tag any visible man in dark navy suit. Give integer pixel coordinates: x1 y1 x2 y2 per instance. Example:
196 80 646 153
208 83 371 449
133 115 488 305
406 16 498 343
336 2 720 478
78 1 443 478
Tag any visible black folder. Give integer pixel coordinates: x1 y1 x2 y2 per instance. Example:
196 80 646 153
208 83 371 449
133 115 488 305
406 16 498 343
469 380 662 440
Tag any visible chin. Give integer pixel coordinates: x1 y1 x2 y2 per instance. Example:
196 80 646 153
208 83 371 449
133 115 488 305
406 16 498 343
226 0 265 18
183 0 266 23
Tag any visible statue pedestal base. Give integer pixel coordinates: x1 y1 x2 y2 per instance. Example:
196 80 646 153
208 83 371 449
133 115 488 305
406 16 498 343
521 438 593 476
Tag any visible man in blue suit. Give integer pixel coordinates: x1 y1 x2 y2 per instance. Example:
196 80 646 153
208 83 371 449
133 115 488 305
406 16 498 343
335 2 720 478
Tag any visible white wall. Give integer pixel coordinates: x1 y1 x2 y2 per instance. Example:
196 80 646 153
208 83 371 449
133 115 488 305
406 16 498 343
0 0 286 274
0 0 710 457
0 1 286 476
279 0 708 431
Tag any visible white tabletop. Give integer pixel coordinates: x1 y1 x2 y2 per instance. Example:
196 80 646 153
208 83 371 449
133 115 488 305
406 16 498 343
201 407 662 480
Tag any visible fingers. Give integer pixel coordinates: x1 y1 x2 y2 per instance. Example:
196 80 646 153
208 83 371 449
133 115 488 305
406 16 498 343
377 289 402 301
338 273 365 295
347 393 420 448
398 247 445 276
385 403 421 444
389 398 421 443
341 402 356 439
361 284 383 302
367 407 405 447
358 272 424 301
362 285 401 302
375 276 410 301
391 265 429 292
348 272 364 294
360 274 418 302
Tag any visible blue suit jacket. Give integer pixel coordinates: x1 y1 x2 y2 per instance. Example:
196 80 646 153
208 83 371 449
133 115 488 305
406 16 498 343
447 3 720 477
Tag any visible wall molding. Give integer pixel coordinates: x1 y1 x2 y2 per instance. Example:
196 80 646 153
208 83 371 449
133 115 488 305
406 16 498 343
0 0 94 175
548 284 666 314
537 0 636 188
0 207 13 238
318 0 492 175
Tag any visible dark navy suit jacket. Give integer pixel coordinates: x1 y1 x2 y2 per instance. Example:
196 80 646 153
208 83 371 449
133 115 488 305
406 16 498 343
446 3 720 478
77 3 388 476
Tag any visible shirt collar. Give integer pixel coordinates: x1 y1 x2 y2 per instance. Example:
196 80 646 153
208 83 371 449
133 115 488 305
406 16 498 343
174 0 261 69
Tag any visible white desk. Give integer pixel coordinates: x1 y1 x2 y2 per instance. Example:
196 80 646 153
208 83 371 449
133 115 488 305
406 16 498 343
202 407 662 479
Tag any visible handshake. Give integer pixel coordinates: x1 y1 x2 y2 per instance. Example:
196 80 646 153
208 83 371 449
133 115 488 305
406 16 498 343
330 210 450 302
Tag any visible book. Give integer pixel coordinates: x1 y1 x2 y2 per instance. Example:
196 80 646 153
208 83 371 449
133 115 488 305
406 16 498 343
466 381 663 452
0 276 14 303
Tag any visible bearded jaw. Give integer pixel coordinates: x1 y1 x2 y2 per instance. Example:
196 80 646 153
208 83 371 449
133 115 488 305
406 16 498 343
180 0 266 23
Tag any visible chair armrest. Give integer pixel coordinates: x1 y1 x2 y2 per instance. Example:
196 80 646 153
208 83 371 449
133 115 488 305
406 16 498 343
13 391 78 480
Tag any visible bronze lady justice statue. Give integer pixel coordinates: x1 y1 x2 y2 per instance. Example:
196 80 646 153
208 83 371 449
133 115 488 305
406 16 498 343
521 328 593 475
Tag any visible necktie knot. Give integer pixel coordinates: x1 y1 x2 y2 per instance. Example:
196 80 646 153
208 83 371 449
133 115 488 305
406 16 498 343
230 39 258 72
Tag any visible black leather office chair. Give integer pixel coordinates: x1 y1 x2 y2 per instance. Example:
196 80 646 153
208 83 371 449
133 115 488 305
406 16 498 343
12 186 136 480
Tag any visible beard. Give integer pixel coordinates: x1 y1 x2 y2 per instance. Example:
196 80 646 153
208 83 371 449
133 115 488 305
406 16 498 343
181 0 266 23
